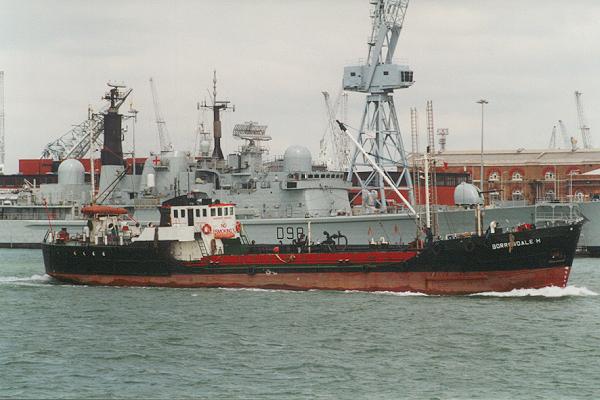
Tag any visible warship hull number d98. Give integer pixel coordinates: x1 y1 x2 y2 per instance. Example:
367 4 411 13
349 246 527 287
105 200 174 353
276 226 305 240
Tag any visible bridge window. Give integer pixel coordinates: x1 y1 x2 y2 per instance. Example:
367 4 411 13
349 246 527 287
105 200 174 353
203 209 207 217
211 209 216 217
230 207 234 214
181 209 186 218
217 208 222 216
224 208 229 216
174 210 179 218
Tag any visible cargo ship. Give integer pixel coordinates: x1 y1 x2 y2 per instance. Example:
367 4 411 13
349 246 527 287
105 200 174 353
41 194 583 295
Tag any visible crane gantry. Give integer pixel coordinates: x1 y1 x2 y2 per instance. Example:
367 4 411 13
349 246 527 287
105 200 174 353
343 0 414 211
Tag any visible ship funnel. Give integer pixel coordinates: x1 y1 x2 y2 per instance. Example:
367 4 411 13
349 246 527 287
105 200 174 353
101 83 132 166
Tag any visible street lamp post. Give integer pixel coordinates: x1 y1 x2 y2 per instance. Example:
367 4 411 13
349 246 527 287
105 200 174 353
477 99 489 195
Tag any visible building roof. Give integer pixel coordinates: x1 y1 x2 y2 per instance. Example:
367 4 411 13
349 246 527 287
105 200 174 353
419 149 600 167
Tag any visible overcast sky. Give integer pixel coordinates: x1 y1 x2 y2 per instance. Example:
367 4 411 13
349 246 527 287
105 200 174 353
1 0 599 172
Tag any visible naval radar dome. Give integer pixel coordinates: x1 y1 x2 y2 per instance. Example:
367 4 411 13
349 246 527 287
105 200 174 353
58 159 85 185
454 182 483 206
284 146 312 172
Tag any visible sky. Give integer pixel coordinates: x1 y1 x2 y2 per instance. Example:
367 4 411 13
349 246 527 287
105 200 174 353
1 0 600 173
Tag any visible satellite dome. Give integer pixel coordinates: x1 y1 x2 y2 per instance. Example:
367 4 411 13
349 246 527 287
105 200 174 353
283 146 312 172
454 182 483 206
199 140 211 155
57 159 85 185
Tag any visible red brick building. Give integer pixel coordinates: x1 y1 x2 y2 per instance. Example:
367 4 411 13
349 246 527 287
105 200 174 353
432 149 600 204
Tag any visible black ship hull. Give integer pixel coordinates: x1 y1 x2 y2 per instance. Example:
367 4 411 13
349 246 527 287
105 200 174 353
42 223 582 295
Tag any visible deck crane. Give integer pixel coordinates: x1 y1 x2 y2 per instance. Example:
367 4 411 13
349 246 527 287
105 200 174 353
575 91 592 149
149 77 173 153
343 0 414 211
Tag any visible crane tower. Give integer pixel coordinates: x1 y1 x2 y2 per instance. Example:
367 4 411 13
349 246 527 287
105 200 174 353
575 91 592 149
149 77 174 153
344 0 414 210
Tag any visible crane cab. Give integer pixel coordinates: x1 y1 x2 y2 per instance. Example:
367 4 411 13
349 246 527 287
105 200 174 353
343 64 414 93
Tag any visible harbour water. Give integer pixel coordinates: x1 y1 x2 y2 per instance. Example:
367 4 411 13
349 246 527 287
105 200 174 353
1 249 599 399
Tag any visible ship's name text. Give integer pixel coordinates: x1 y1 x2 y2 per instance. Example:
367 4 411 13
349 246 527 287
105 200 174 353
492 238 542 250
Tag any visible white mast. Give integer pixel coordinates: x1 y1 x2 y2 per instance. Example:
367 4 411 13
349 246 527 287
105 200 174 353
88 107 96 203
0 71 5 174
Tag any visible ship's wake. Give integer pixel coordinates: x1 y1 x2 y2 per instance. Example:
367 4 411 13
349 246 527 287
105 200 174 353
0 274 53 286
471 285 597 298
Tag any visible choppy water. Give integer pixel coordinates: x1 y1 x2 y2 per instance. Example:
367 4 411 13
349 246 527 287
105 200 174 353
1 249 599 399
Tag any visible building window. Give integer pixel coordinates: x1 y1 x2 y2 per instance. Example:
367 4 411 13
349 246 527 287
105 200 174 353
545 190 555 201
575 191 585 202
512 190 524 201
488 171 499 182
181 209 186 218
203 209 207 217
211 209 216 217
511 171 523 181
350 72 356 77
383 71 389 76
195 209 200 217
544 171 555 181
218 208 222 216
174 209 179 218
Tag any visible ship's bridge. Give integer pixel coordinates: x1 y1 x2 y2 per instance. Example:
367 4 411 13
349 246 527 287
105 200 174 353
162 197 239 240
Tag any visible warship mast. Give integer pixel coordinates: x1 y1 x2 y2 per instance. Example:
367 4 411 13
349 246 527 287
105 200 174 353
201 71 234 161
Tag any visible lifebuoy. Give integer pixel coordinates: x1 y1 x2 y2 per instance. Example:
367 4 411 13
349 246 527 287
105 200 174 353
235 221 241 233
202 224 212 235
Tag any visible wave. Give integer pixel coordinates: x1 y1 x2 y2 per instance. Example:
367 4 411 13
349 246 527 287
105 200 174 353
0 274 52 285
345 290 429 297
217 287 302 294
471 285 598 298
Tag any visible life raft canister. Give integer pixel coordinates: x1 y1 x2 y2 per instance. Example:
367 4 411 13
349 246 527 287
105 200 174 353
235 221 241 233
202 224 212 235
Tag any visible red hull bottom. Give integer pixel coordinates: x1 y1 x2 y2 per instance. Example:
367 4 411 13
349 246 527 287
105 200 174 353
49 266 571 295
